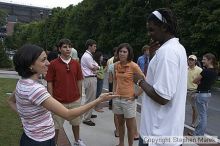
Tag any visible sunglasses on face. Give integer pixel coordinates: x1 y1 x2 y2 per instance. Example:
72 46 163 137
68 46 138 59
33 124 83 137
66 64 70 72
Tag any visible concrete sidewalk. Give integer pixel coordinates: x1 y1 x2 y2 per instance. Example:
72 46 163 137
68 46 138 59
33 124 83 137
63 108 140 146
62 108 200 146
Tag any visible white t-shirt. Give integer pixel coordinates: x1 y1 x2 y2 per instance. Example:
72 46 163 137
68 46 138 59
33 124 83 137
140 38 187 146
70 48 79 61
16 79 55 141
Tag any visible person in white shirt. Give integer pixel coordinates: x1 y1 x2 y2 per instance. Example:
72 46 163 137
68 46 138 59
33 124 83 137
81 39 100 126
70 47 79 61
133 8 187 146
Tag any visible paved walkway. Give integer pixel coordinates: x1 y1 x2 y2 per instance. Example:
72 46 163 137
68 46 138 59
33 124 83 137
63 108 140 146
61 108 220 146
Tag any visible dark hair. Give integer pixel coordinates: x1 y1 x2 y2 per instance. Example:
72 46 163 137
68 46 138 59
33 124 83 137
85 39 96 49
117 43 134 62
57 38 71 48
148 8 177 36
13 44 44 78
93 51 103 66
203 53 217 70
142 45 150 53
102 56 108 67
112 47 118 54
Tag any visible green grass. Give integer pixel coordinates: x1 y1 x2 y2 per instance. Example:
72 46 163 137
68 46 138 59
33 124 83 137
0 78 22 146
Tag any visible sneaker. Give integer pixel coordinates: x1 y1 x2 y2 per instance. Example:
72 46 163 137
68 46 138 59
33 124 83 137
83 120 95 126
78 139 86 146
73 139 86 146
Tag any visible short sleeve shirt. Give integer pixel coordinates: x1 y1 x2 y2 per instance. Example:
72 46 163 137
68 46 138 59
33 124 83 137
46 57 83 103
197 68 217 91
16 79 54 141
187 66 202 90
140 38 187 145
115 61 144 98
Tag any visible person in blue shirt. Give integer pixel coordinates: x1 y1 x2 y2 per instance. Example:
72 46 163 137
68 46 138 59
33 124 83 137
137 45 150 76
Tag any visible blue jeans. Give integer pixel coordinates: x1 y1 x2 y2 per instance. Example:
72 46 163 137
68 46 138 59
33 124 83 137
96 78 104 98
194 93 211 135
20 132 55 146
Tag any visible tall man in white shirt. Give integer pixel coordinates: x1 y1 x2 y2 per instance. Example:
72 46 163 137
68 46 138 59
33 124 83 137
81 39 100 126
133 8 187 146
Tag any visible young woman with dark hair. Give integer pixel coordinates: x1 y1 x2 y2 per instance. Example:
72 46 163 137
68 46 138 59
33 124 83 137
113 43 144 146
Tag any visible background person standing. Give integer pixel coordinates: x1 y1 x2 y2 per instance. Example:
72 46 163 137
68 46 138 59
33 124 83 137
93 51 105 112
107 47 118 110
81 39 100 126
187 54 202 128
71 47 79 61
137 45 150 76
113 43 144 146
192 53 218 136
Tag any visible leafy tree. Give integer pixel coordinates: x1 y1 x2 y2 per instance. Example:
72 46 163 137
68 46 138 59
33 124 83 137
0 44 12 68
0 9 7 26
7 0 220 62
172 0 220 58
0 9 12 68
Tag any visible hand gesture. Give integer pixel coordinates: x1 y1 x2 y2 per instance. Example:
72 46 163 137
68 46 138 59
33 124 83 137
98 92 119 102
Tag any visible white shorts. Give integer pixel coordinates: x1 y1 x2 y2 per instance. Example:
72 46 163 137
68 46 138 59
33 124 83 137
112 97 136 118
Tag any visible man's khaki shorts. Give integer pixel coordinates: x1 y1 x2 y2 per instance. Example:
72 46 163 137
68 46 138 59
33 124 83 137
52 100 81 129
112 97 136 118
187 90 197 107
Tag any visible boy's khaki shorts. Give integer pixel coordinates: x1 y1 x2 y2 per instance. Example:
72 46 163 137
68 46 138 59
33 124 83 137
52 100 81 129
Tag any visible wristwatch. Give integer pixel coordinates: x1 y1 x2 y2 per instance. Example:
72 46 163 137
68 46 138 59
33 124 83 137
136 79 144 86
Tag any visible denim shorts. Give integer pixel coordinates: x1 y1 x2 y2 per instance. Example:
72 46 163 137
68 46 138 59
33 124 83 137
20 132 55 146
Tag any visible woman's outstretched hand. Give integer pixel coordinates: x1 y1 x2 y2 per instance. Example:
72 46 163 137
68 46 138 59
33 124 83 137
98 92 119 102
